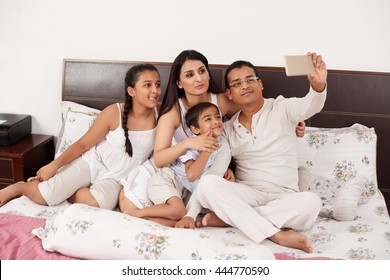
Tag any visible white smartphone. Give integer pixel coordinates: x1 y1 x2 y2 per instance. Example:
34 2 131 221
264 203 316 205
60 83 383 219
284 55 314 76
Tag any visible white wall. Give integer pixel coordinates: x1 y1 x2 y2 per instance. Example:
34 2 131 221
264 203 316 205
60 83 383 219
0 0 389 136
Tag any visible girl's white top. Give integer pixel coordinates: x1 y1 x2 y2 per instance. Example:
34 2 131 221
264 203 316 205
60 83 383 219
82 103 157 183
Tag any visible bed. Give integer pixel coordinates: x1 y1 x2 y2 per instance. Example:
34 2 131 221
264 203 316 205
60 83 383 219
1 59 389 260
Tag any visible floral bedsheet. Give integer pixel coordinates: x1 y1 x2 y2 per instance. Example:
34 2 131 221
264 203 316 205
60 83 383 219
0 193 389 260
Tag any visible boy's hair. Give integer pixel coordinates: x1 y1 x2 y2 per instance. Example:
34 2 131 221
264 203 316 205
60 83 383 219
185 102 219 129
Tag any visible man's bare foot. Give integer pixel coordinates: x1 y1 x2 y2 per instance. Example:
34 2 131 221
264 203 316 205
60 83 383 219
197 212 230 228
269 229 313 253
0 182 24 207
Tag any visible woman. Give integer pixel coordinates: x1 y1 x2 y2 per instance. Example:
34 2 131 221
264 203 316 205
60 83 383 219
154 50 239 168
154 49 304 168
0 64 161 210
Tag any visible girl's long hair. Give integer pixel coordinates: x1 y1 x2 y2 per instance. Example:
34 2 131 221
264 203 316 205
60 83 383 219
122 64 159 157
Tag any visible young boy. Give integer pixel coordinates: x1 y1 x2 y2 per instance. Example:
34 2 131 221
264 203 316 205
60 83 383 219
122 102 232 227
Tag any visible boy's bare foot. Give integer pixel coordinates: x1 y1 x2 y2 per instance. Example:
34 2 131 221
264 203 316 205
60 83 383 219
197 212 230 228
0 182 24 207
269 229 313 253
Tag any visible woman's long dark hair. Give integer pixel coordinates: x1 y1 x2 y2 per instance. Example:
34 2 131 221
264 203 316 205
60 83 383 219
158 50 222 123
122 64 159 157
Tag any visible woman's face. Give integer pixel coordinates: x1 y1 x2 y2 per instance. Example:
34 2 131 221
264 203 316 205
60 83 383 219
129 70 161 109
177 59 210 97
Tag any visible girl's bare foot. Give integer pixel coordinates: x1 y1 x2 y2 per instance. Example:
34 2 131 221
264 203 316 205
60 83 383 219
269 229 313 253
197 212 230 228
0 182 24 207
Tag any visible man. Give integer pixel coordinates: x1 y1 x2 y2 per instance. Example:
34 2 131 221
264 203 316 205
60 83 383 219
176 53 327 253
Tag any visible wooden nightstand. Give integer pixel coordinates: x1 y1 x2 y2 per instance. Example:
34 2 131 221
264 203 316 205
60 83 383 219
0 134 54 189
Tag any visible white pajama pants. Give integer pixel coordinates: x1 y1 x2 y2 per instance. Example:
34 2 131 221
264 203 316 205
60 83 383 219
193 174 321 243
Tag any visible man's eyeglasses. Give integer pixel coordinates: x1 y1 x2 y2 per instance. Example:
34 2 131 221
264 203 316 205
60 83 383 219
228 77 259 88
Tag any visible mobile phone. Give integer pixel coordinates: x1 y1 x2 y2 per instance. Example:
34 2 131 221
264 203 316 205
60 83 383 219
284 55 314 76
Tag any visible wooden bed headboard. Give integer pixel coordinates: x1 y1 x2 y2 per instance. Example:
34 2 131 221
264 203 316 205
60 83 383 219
62 59 390 207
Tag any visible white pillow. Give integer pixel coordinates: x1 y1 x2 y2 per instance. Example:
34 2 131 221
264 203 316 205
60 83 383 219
55 102 100 158
298 167 365 220
32 204 275 260
60 101 100 119
297 123 381 220
298 123 379 199
57 102 101 142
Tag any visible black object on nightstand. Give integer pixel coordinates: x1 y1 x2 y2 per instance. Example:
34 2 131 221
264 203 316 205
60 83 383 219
0 134 54 189
0 113 32 146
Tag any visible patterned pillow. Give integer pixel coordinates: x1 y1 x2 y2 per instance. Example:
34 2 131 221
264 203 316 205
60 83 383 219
298 167 365 220
298 124 378 194
32 204 275 260
60 101 99 122
297 123 380 220
55 102 100 158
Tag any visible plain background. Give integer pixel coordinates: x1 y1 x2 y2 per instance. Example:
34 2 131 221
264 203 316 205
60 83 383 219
0 0 389 136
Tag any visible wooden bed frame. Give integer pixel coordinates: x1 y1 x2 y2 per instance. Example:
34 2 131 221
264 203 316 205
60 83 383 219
62 59 390 209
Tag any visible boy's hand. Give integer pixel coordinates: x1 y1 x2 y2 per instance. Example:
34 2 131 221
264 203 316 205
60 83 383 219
175 216 195 229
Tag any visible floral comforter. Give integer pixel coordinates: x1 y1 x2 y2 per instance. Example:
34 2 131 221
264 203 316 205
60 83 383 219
0 192 389 260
